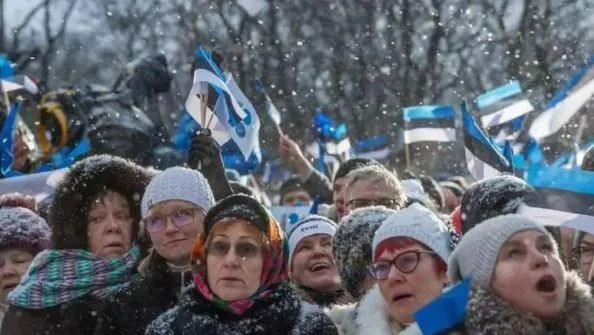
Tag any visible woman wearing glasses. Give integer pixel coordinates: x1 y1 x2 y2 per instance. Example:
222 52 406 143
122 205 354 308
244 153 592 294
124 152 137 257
355 204 453 334
146 194 338 335
96 167 216 335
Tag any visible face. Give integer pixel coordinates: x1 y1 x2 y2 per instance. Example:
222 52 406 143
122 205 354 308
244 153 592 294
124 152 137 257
344 178 400 216
206 218 264 301
333 177 347 221
442 188 461 214
376 243 447 325
290 234 341 292
12 129 30 171
87 190 134 259
0 248 34 304
282 189 312 207
491 230 566 319
146 200 206 266
576 233 594 282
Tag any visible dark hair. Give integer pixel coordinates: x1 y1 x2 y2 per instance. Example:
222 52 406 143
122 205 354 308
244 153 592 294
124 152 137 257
279 176 306 203
334 158 381 181
447 176 469 191
230 181 254 196
0 193 37 213
582 146 594 171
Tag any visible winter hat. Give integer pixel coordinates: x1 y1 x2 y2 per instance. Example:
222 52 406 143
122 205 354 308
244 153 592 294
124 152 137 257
202 194 272 236
0 207 51 254
372 203 451 264
50 154 152 250
286 215 337 267
333 206 399 299
460 175 537 234
440 181 465 198
141 167 215 217
401 179 428 204
279 176 307 203
448 214 549 286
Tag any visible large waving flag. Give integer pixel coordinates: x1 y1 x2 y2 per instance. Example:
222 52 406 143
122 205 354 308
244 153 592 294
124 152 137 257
462 101 513 180
519 164 594 234
474 81 533 136
402 105 456 144
529 55 594 140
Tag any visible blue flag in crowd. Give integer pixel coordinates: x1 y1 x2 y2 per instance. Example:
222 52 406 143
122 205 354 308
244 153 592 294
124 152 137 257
310 108 350 176
402 105 456 144
354 135 390 160
0 55 15 79
415 278 471 335
462 101 513 180
530 55 594 140
519 164 594 233
1 101 21 177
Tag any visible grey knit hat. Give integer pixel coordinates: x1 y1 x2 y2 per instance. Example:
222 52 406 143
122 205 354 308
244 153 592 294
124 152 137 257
141 167 215 217
287 215 337 267
333 206 399 299
0 207 51 254
373 203 451 264
448 214 549 286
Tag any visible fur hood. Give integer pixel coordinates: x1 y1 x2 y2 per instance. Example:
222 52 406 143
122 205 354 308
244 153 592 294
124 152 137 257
293 283 354 308
325 303 358 335
465 271 594 335
355 285 407 335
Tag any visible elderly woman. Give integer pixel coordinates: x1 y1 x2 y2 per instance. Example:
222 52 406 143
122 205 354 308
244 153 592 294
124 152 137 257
449 214 594 334
356 204 453 334
1 155 151 335
146 194 338 335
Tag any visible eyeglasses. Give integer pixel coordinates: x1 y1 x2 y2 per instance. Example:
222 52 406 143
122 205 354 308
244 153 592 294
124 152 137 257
346 198 401 211
368 250 436 280
143 208 202 232
207 241 262 260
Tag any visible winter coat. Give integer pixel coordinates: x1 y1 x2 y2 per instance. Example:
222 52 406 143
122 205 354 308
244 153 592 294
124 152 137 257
293 284 354 308
354 285 415 335
95 251 193 335
0 294 103 335
146 281 339 335
325 303 358 335
463 271 594 334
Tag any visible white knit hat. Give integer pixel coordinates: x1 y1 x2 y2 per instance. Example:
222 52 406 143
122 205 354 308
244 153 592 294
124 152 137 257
141 167 215 217
372 203 451 264
286 215 337 267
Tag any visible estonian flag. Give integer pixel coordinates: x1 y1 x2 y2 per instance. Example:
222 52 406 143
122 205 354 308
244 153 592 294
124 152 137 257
462 101 513 181
354 135 390 160
402 105 456 144
474 81 533 133
519 164 594 234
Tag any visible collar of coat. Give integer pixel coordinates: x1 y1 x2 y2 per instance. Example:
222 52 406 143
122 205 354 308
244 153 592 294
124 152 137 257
293 283 353 307
465 271 594 335
356 284 408 335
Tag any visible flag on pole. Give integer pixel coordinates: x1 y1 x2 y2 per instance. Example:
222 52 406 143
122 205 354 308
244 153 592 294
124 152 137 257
474 81 533 132
519 164 594 234
0 55 15 79
403 105 456 144
255 80 282 128
354 135 391 160
529 55 594 140
309 109 350 177
462 101 513 181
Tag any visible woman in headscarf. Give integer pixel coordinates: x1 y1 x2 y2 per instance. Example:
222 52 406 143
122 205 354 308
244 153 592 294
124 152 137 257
146 194 338 335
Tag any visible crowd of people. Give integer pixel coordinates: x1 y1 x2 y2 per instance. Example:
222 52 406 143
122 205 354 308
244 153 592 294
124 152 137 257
0 128 593 335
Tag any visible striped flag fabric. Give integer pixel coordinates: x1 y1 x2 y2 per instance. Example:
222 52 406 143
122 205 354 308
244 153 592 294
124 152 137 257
462 101 514 181
354 135 390 160
474 81 534 132
402 105 456 144
529 55 594 140
519 165 594 234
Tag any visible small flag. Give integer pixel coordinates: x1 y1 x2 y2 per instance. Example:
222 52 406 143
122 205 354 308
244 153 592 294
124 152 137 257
310 109 350 177
475 81 533 131
529 55 594 140
402 105 456 144
0 55 15 79
414 278 470 335
354 135 390 160
462 101 513 180
265 95 281 126
0 102 21 176
519 164 594 233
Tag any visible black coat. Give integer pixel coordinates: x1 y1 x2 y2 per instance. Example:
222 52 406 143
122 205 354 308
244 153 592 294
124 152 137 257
95 251 192 335
0 294 102 335
146 281 338 335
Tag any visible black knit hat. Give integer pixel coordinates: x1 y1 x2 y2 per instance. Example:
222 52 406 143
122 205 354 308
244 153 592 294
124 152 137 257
203 194 270 236
50 154 152 250
279 176 306 203
460 175 537 234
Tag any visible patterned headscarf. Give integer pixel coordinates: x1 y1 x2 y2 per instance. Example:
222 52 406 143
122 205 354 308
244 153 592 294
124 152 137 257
191 209 288 316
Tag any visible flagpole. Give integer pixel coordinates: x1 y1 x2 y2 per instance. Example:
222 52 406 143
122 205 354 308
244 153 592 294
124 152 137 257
404 142 411 171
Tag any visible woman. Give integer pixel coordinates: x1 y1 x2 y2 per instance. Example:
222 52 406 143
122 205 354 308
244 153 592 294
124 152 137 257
0 203 51 326
97 166 216 335
1 154 152 335
146 194 338 335
449 214 594 334
356 204 452 334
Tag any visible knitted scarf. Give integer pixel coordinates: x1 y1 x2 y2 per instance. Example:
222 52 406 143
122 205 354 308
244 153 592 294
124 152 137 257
8 245 140 309
191 215 288 316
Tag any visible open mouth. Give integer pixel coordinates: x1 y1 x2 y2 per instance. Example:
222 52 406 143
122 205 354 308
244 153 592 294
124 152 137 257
3 283 18 291
535 275 557 293
393 293 414 302
309 262 331 272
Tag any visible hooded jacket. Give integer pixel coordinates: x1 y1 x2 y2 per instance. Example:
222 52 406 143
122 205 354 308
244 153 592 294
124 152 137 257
95 250 193 335
146 282 338 335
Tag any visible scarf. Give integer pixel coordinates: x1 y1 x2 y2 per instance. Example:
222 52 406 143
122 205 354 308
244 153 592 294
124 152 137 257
191 215 288 316
8 245 140 309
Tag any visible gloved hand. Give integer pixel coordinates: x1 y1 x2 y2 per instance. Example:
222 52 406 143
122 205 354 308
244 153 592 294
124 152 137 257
188 129 232 200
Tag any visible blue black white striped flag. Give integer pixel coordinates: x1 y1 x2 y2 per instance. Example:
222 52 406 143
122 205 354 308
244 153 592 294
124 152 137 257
402 105 456 144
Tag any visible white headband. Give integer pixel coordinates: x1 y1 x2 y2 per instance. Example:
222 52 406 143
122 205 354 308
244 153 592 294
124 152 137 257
288 217 337 266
